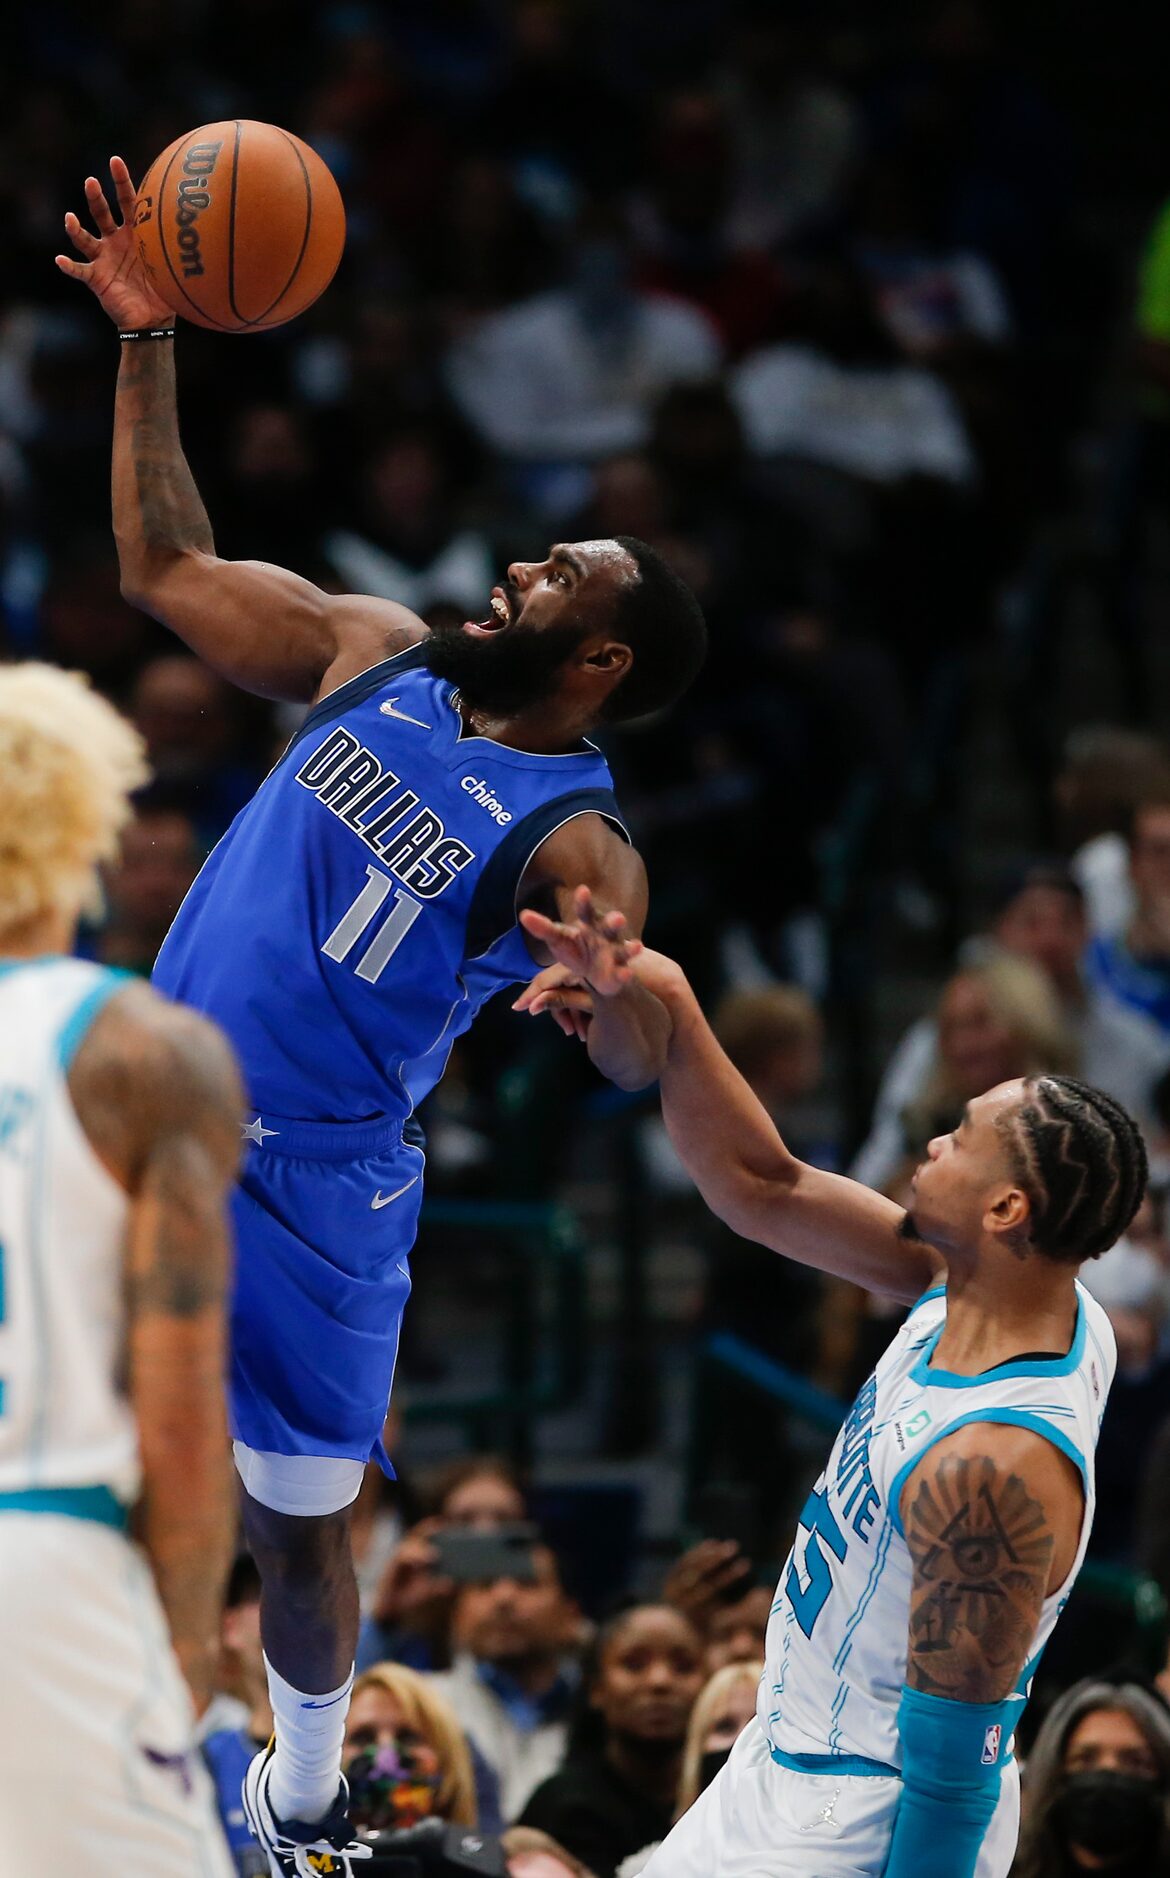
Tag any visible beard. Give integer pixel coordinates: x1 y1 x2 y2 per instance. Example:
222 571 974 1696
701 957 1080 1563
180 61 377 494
421 613 590 718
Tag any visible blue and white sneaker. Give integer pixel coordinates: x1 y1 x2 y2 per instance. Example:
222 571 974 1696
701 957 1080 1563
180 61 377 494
242 1744 373 1876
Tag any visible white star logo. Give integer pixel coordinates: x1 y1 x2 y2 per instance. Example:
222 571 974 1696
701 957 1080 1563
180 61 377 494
241 1117 280 1146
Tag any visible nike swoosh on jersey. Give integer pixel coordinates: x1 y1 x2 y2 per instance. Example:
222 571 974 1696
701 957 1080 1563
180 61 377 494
371 1175 420 1210
380 698 432 730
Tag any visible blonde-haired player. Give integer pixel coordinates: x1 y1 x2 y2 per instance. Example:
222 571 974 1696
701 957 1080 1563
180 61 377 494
0 662 243 1874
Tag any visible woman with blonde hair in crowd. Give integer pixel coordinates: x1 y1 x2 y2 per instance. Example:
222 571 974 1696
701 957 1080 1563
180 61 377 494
1011 1677 1170 1877
342 1662 478 1836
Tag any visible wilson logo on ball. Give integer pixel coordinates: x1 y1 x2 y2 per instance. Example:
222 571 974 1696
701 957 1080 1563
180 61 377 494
174 140 223 279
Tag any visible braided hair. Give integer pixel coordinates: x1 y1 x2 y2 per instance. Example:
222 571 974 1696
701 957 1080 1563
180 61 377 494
1000 1075 1149 1263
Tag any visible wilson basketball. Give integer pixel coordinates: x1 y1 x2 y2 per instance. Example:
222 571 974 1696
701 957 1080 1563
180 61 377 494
133 120 345 333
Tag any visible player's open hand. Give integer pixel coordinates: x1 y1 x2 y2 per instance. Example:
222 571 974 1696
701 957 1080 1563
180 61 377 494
519 886 642 1000
514 963 594 1039
55 157 176 330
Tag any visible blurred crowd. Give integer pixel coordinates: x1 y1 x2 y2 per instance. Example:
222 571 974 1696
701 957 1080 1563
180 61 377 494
7 3 1170 1867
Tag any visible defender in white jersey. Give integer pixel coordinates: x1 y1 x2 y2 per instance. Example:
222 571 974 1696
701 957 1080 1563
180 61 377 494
0 664 243 1875
516 918 1149 1878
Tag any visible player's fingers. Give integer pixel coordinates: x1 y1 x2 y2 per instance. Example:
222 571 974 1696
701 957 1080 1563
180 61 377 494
63 211 101 259
109 155 138 219
54 254 92 280
601 909 628 936
519 907 561 941
84 173 118 236
573 884 599 925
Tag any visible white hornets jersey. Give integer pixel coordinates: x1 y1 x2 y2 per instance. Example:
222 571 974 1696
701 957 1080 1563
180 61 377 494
0 958 139 1504
762 1281 1116 1773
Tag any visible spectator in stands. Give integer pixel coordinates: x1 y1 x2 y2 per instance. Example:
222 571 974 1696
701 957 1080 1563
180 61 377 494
1012 1678 1170 1877
128 654 267 843
344 1662 479 1835
857 864 1170 1171
1055 730 1170 939
94 800 202 976
715 7 859 248
502 1826 598 1878
675 1659 762 1815
359 1457 528 1673
320 426 495 618
428 1544 581 1821
700 1587 773 1679
519 1604 704 1875
444 200 720 500
854 950 1081 1198
617 1659 762 1876
1087 791 1170 1037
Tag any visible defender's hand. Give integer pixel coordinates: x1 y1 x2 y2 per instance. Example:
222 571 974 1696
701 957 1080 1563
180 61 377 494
519 886 642 998
514 963 594 1039
55 157 176 330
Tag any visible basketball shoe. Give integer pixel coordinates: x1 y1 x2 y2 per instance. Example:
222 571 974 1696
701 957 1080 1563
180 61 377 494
242 1743 373 1876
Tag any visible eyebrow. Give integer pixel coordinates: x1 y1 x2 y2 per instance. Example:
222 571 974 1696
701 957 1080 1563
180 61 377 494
551 545 588 579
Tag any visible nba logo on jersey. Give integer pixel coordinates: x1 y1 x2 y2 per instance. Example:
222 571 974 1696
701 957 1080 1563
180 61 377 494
982 1724 1002 1766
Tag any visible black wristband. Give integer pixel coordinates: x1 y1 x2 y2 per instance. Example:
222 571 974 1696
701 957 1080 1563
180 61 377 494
118 326 176 341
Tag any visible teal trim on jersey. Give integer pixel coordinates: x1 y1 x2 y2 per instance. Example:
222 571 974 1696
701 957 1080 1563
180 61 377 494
770 1745 899 1779
888 1407 1089 1538
911 1283 947 1314
56 969 132 1072
0 1484 129 1528
911 1293 1085 1388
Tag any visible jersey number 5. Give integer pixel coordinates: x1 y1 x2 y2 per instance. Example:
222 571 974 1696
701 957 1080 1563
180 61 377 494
323 867 422 984
786 1486 847 1638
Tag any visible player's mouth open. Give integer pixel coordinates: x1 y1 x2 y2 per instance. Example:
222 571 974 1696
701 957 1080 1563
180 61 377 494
464 587 512 636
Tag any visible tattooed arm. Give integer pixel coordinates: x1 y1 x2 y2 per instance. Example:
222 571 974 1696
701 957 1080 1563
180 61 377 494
70 983 244 1711
901 1424 1083 1702
58 159 425 703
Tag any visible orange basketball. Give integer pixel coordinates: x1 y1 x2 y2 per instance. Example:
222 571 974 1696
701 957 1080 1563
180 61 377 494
133 120 345 333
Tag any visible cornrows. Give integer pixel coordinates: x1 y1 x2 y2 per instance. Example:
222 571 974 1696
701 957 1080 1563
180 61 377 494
1003 1075 1149 1263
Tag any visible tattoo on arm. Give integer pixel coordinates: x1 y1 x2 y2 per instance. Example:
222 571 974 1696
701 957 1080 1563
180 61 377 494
120 341 215 559
904 1453 1054 1702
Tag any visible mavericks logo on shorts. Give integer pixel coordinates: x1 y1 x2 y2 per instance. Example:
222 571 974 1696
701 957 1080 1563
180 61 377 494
981 1724 1002 1766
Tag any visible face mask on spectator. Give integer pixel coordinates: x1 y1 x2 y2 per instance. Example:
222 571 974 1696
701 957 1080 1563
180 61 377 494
699 1747 733 1793
1050 1769 1162 1859
345 1741 442 1831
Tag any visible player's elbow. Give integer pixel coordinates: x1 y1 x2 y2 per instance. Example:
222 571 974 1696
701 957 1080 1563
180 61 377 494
706 1160 801 1244
117 543 215 615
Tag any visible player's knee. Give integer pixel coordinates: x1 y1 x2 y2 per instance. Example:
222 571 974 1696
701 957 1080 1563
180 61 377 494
242 1496 352 1590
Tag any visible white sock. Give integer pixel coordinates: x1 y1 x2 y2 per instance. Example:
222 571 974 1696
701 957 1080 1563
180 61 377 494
264 1655 353 1826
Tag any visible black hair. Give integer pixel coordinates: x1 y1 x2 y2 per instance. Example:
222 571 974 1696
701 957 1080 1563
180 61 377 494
987 859 1084 924
1002 1075 1149 1262
603 536 707 723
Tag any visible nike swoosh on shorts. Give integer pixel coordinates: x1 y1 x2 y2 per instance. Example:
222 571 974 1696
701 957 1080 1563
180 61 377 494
371 1175 420 1210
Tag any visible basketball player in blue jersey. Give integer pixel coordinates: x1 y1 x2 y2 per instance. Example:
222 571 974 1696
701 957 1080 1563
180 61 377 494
59 157 707 1876
518 919 1149 1877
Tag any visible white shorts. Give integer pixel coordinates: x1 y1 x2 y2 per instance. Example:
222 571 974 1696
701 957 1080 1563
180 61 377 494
640 1719 1021 1878
0 1512 234 1877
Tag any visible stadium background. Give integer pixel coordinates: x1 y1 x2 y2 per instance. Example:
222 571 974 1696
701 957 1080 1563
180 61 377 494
6 0 1170 1765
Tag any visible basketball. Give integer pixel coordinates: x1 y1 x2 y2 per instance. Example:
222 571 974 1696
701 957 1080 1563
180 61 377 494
132 120 345 333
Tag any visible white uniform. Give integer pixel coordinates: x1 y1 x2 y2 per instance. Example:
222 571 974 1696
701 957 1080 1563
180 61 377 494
645 1280 1115 1878
0 957 233 1876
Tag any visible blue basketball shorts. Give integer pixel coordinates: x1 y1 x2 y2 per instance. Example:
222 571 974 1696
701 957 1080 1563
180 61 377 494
229 1111 425 1470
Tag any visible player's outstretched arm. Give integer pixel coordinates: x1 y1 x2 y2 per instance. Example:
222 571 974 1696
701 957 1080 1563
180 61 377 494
884 1423 1082 1878
57 158 425 703
70 984 244 1712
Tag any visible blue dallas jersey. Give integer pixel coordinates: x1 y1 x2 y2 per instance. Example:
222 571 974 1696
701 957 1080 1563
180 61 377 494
154 644 626 1126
